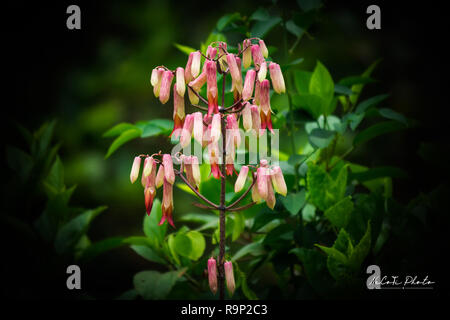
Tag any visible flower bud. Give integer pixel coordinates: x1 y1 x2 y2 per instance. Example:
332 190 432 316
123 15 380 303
176 67 186 97
271 166 287 196
269 62 286 94
159 70 174 104
206 45 217 60
130 156 141 184
218 42 228 71
250 104 261 136
235 165 249 192
143 156 154 178
182 155 196 189
256 167 268 200
224 261 235 296
260 79 271 116
184 52 194 83
191 51 201 78
152 68 165 98
159 178 175 228
227 54 243 94
171 83 185 139
266 173 276 209
258 62 267 82
253 80 261 106
206 60 219 116
192 111 204 145
242 69 256 102
187 87 199 105
251 44 265 69
180 113 194 148
210 113 221 143
144 186 156 216
242 39 252 69
207 257 218 295
155 164 165 188
259 40 269 58
252 183 262 203
189 70 207 92
191 155 201 187
242 102 253 132
163 154 175 184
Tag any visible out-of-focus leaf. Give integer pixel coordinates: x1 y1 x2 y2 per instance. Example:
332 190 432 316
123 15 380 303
43 156 65 196
103 122 137 138
6 146 33 181
281 190 306 215
308 128 335 149
324 196 353 229
338 76 375 87
173 230 205 261
216 13 241 31
143 199 167 247
130 245 166 264
250 8 270 21
286 20 304 37
353 121 406 147
297 0 322 11
173 43 196 55
378 108 408 125
232 241 265 261
348 222 371 271
334 84 353 96
251 16 282 38
105 128 142 159
293 70 312 94
309 61 334 113
133 270 184 300
349 166 409 182
355 93 390 114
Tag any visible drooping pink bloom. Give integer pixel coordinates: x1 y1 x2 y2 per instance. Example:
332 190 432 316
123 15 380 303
235 165 249 192
130 156 141 184
226 114 241 148
242 39 252 69
259 79 274 134
189 70 207 92
152 68 165 98
227 54 243 94
171 83 185 139
210 113 221 143
224 261 235 296
253 79 261 106
218 42 228 71
159 178 175 228
252 183 262 203
191 155 201 187
144 186 156 216
260 159 269 167
191 51 201 78
180 113 194 148
250 104 261 136
207 257 218 295
269 62 286 94
265 173 276 209
155 164 165 188
176 67 186 97
271 165 287 196
142 157 157 188
242 102 253 132
159 70 174 104
206 45 217 60
206 60 219 117
192 111 203 145
259 39 269 58
225 127 235 176
242 69 256 102
208 139 221 179
184 52 194 83
258 62 267 82
256 166 268 200
143 156 155 178
251 44 265 69
163 154 175 184
182 155 196 189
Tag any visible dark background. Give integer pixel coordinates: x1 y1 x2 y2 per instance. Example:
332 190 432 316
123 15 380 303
1 0 448 299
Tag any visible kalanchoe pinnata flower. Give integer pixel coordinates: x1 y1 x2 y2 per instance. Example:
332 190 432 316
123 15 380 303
259 79 274 134
259 40 269 58
159 178 175 227
144 159 157 215
180 113 194 148
210 113 221 143
235 165 249 192
250 104 261 136
218 42 228 71
184 52 194 83
155 164 165 188
224 261 235 296
227 54 243 94
130 156 141 184
227 114 241 148
206 60 219 117
242 102 253 132
182 155 196 189
193 111 203 145
171 83 185 139
225 116 238 176
152 68 164 98
251 44 265 69
191 155 201 188
260 159 269 167
258 62 267 82
159 70 174 104
208 139 221 179
252 183 262 203
256 166 268 200
143 156 155 178
270 165 287 196
242 69 256 102
269 62 286 94
176 67 186 97
253 79 261 106
242 39 252 69
265 174 276 209
163 154 175 184
225 145 235 176
207 257 218 295
206 45 217 60
191 51 201 78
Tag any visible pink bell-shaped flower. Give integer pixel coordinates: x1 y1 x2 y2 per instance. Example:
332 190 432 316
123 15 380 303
207 257 218 295
242 69 256 102
130 156 141 184
269 62 286 94
159 70 174 104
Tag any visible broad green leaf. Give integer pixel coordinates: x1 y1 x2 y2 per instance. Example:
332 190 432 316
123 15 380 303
348 222 371 271
168 233 181 265
130 245 166 264
315 245 348 265
105 128 141 158
324 196 353 229
251 16 282 38
355 93 390 114
343 112 365 131
308 128 335 149
54 206 107 254
43 156 65 196
133 270 183 300
309 61 334 113
293 70 312 94
232 213 245 241
232 241 265 261
334 84 353 96
216 13 241 31
176 183 197 196
292 93 325 118
103 123 137 138
179 213 218 225
250 8 270 21
263 224 295 250
185 231 206 260
353 121 406 146
302 203 316 222
349 59 381 106
286 20 304 37
143 199 167 247
281 190 306 215
173 43 196 55
378 108 408 125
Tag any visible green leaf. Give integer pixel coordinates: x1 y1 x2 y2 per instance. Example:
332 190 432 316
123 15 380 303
297 0 322 11
43 156 65 196
172 230 205 261
281 190 306 215
309 61 334 113
133 270 183 300
324 196 353 229
6 146 33 181
355 93 390 114
343 112 365 131
334 84 353 96
143 199 167 247
350 166 409 182
236 264 258 300
54 206 107 254
308 128 335 149
251 16 282 38
105 128 141 159
173 43 196 55
349 59 381 106
293 70 312 94
250 8 270 21
286 20 304 37
263 224 295 250
35 120 56 160
179 213 218 225
79 237 125 262
232 241 265 261
315 245 348 265
103 123 137 138
216 13 241 31
231 213 245 241
353 121 406 147
378 108 408 125
348 222 371 271
338 76 375 87
130 245 166 264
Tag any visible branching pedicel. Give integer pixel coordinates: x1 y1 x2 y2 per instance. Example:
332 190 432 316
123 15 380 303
130 38 287 299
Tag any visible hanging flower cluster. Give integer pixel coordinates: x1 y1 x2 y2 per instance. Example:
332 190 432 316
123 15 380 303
130 38 287 227
208 257 235 297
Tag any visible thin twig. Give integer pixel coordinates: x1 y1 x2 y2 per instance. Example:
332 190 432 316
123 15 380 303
227 202 256 212
187 85 208 105
192 202 217 211
191 104 209 112
226 173 256 209
222 99 243 111
174 170 219 209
